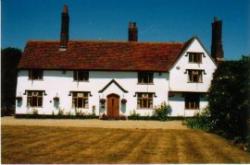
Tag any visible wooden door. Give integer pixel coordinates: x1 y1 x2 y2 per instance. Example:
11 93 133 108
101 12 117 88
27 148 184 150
107 94 119 118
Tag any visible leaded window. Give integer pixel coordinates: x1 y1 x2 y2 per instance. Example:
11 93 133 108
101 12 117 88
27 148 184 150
137 93 153 109
73 71 89 81
188 70 203 83
138 72 153 84
72 92 89 108
27 91 43 107
185 94 200 109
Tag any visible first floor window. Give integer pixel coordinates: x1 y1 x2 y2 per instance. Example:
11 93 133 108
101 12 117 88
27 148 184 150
185 94 200 109
189 52 202 63
72 92 89 108
28 69 43 80
73 70 89 81
138 72 153 84
137 93 153 109
27 91 43 107
188 70 203 83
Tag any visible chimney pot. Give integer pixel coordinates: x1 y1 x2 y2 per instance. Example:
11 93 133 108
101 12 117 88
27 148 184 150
63 5 68 13
128 22 138 42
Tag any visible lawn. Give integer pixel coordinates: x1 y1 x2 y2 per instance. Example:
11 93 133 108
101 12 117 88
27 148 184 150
2 125 250 163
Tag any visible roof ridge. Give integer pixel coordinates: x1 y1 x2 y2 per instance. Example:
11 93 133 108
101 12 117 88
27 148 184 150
27 40 184 45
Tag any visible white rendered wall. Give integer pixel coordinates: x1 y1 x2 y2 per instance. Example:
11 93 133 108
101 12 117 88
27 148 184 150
168 38 217 115
16 70 169 116
168 93 208 117
169 38 217 92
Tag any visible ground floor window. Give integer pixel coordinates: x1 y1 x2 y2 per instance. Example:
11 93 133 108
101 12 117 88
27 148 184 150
137 93 153 109
185 93 200 109
72 92 89 108
27 91 43 107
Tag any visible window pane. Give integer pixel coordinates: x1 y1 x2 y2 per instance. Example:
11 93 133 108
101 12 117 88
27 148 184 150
38 97 42 107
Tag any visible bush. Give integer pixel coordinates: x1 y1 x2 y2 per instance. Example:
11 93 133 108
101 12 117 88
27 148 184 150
153 102 171 121
99 114 127 120
185 107 211 131
128 110 140 120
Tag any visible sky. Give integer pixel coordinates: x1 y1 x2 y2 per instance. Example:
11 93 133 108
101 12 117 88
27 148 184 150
2 0 250 60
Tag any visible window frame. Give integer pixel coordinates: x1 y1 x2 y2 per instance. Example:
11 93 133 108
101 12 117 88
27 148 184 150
138 72 154 84
72 92 89 109
185 94 200 110
28 69 43 80
188 52 202 63
73 70 89 82
27 91 43 107
188 69 203 83
137 93 153 109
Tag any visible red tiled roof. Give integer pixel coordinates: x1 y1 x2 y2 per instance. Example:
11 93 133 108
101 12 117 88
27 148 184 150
18 40 187 71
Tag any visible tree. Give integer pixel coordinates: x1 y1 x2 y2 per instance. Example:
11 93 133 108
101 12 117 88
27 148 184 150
1 47 22 116
208 56 250 141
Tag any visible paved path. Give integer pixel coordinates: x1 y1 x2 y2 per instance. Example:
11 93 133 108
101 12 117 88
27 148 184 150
1 116 188 130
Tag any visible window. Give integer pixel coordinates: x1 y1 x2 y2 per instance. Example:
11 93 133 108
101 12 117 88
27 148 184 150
28 69 43 80
185 94 200 109
27 91 43 107
73 71 89 81
189 52 202 63
138 72 153 84
137 93 153 109
188 70 203 83
72 92 89 108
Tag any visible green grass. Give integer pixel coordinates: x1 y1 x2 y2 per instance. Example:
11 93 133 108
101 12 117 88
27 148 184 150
2 125 250 163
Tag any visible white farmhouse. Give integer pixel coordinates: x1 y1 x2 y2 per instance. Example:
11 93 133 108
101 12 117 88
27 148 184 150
15 5 224 118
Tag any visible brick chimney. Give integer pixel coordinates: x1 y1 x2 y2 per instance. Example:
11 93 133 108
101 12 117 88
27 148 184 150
60 5 69 49
211 17 224 63
128 22 138 42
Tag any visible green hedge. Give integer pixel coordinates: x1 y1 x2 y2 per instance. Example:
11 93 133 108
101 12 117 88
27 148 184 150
208 56 250 141
15 114 98 119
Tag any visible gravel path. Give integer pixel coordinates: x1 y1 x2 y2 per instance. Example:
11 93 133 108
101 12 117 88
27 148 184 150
1 116 188 130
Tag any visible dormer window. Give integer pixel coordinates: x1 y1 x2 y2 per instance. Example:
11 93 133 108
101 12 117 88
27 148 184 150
138 72 153 84
73 70 89 81
188 70 203 83
28 69 43 80
189 52 202 63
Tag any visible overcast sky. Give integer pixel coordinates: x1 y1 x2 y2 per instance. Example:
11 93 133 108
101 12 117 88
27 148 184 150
2 0 249 60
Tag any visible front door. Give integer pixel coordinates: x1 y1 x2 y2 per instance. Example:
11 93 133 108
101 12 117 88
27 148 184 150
107 94 119 118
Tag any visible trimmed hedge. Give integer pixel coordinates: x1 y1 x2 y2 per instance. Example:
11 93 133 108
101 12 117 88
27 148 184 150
15 114 98 119
15 114 185 121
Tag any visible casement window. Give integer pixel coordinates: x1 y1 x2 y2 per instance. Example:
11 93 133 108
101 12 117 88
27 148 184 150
73 71 89 81
137 93 153 109
138 72 153 84
28 69 43 80
189 52 202 63
188 70 203 83
185 94 200 109
72 92 89 108
27 91 43 107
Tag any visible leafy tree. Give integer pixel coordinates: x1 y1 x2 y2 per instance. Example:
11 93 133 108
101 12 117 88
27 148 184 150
1 47 22 116
208 55 250 141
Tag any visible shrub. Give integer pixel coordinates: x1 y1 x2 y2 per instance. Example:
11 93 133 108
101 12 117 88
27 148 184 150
128 110 140 120
32 109 38 115
185 107 211 131
58 109 64 116
153 102 171 121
